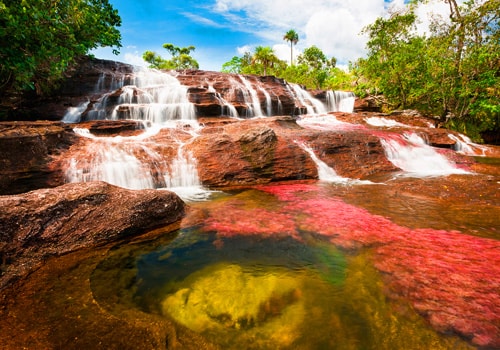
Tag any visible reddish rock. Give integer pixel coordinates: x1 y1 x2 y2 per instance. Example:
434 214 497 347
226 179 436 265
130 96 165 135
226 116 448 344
187 116 397 188
176 70 297 117
0 181 185 289
0 121 76 194
78 119 146 136
354 96 383 112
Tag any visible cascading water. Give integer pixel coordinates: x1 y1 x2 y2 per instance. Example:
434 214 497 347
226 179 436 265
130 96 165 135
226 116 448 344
297 114 362 131
365 116 407 128
326 91 356 113
65 129 159 190
230 75 265 118
288 84 327 115
296 141 372 184
207 82 239 118
63 67 210 200
258 86 273 116
448 133 489 156
381 133 470 177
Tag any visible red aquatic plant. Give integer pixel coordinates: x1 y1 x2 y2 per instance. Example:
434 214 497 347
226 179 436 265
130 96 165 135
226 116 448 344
228 183 500 347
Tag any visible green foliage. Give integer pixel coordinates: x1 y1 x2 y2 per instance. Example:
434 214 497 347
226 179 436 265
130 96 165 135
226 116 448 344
251 46 280 76
0 0 121 96
297 46 337 89
221 56 243 73
355 1 500 141
143 43 199 70
222 45 346 90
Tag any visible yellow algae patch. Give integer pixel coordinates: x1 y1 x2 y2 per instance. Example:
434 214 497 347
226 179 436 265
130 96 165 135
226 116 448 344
161 263 305 347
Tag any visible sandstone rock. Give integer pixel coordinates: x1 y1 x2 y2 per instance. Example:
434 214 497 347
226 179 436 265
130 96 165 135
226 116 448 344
1 58 135 121
0 181 185 289
0 121 76 194
189 116 397 187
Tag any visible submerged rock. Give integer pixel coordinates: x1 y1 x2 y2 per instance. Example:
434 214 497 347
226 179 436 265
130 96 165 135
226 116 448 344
0 181 185 289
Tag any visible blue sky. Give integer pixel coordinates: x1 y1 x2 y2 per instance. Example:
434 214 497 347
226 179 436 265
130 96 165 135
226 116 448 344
92 0 451 71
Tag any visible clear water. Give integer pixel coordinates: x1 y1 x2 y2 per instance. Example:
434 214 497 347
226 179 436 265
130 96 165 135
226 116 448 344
90 180 499 349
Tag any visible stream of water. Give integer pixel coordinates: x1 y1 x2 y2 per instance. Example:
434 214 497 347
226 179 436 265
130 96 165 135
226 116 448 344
52 67 500 349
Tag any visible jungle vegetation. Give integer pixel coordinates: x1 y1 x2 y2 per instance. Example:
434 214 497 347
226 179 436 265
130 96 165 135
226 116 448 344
222 1 499 141
0 0 122 96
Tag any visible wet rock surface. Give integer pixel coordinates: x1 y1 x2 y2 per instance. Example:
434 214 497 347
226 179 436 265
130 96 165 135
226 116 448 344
0 57 499 349
0 121 76 194
0 181 185 289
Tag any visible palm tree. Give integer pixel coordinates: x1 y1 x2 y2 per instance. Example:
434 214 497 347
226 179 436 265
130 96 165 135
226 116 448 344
252 46 278 76
283 29 299 66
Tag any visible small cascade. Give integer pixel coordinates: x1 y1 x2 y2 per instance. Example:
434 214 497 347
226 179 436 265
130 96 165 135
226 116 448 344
365 117 407 128
65 127 210 200
63 70 129 123
62 101 90 123
258 86 272 116
164 142 208 200
448 134 488 156
288 84 326 115
65 129 162 190
208 83 239 118
237 75 264 117
296 141 372 184
65 67 196 124
380 133 470 177
276 97 283 116
326 91 356 113
297 114 363 131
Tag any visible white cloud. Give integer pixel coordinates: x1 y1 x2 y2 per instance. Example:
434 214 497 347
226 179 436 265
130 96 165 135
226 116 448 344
182 12 226 28
273 43 301 64
413 0 453 36
124 52 147 67
211 0 458 65
237 45 252 55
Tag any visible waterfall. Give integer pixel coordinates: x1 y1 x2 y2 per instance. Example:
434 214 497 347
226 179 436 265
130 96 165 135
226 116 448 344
236 75 264 118
448 134 488 156
62 67 211 200
380 133 470 177
259 86 272 116
65 128 210 200
288 84 326 115
62 101 90 123
326 91 355 113
65 129 161 190
297 114 362 131
365 117 407 128
163 142 209 200
296 141 372 184
208 83 239 118
66 67 196 124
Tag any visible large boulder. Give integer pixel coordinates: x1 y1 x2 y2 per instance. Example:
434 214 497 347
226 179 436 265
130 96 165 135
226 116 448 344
0 181 185 289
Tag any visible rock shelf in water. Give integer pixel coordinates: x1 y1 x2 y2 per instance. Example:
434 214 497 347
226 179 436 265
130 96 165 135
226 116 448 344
0 181 185 288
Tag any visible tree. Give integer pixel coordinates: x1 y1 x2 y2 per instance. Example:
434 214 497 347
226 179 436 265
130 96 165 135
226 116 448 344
357 1 499 140
143 43 199 70
0 0 121 96
252 46 279 76
283 29 299 66
297 46 337 88
360 11 424 109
